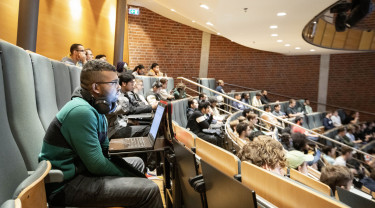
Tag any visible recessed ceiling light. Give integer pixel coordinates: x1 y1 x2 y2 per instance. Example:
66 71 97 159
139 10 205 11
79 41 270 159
170 9 176 12
277 40 283 42
200 4 209 10
206 22 213 26
295 47 301 50
271 34 278 37
192 20 196 23
285 44 290 47
310 49 315 52
217 33 221 35
270 25 278 29
277 12 287 16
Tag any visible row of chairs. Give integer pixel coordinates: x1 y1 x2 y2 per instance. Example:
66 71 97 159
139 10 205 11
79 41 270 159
171 121 348 208
0 40 82 206
134 75 174 96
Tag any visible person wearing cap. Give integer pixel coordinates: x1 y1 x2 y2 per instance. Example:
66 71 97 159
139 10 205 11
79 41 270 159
146 81 163 106
251 92 263 107
286 150 314 175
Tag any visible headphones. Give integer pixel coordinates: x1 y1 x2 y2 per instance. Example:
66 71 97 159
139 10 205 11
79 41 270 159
80 87 117 114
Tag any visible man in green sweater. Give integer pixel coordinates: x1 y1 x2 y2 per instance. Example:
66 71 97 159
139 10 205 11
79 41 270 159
39 60 162 207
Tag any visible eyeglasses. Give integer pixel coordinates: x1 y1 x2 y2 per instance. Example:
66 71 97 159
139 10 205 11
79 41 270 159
75 49 85 52
96 80 119 87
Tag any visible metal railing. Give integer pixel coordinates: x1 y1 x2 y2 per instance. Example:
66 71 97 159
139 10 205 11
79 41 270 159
177 77 375 160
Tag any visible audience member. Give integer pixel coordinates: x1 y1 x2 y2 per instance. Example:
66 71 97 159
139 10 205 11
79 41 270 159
106 75 151 139
333 146 353 166
147 63 163 77
159 78 174 100
242 108 253 118
238 135 286 176
291 132 321 166
209 96 224 122
246 113 259 131
198 93 208 103
320 165 353 194
346 125 362 147
331 110 342 127
252 92 263 106
230 120 240 134
280 133 293 151
240 93 251 109
323 111 335 130
292 117 319 141
303 99 313 114
260 90 270 104
344 111 359 125
116 61 128 76
322 146 337 165
216 80 225 94
38 60 162 207
146 81 163 106
85 48 94 62
335 127 354 147
133 64 146 76
236 122 251 143
232 93 245 111
186 101 222 146
173 83 187 99
187 98 198 119
286 99 303 118
238 116 247 123
272 104 287 118
133 79 149 106
95 54 107 62
61 43 86 67
360 168 375 192
261 104 280 129
286 150 314 175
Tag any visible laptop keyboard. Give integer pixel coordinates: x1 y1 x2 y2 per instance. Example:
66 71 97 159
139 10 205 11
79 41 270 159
129 137 146 148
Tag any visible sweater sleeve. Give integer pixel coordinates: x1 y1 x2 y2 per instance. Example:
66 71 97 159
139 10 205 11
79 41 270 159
60 106 128 177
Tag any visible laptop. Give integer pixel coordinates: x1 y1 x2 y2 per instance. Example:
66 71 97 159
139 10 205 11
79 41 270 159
336 186 375 208
109 103 165 153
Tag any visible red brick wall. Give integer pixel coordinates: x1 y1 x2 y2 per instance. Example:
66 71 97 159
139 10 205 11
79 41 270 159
328 53 375 121
128 6 375 120
128 6 201 84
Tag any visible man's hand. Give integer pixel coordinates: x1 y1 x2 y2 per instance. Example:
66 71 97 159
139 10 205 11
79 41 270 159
151 102 158 110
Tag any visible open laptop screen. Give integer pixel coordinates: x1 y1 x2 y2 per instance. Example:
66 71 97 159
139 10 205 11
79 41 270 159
149 104 165 140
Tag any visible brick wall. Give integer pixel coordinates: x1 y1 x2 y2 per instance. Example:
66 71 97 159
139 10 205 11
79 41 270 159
128 6 375 120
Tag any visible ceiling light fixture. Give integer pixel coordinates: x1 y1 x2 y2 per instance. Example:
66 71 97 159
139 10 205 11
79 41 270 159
170 9 176 12
206 22 213 26
217 33 221 35
295 47 301 50
277 40 283 42
285 44 290 46
310 49 315 52
271 34 278 37
200 4 209 10
270 25 278 29
277 12 287 16
192 20 196 23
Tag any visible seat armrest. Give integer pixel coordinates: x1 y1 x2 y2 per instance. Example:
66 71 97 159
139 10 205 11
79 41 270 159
28 169 64 183
0 199 21 208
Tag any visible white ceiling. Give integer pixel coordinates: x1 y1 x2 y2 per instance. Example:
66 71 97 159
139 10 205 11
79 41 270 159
128 0 360 55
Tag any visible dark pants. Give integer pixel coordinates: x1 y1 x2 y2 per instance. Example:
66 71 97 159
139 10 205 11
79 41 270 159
197 132 223 147
111 125 150 139
48 157 163 208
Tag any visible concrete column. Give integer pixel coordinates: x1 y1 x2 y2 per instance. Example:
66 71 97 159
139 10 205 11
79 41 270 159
199 32 211 78
113 0 127 65
17 0 40 52
317 54 330 112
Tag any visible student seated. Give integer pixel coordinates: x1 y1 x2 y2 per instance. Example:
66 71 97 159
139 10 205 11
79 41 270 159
186 98 198 119
236 122 252 143
133 79 149 105
198 93 208 103
85 48 94 62
286 150 314 175
232 93 245 111
159 78 174 100
240 93 251 109
333 146 353 166
215 80 225 94
292 117 319 141
272 104 287 118
209 96 225 122
303 99 313 114
291 133 321 166
261 104 281 129
186 101 223 146
147 63 163 77
322 145 337 165
331 110 342 127
320 165 353 194
132 64 146 76
251 92 263 106
335 127 355 147
237 135 286 176
260 90 270 104
323 111 335 130
116 61 129 76
286 99 303 118
146 81 163 106
61 43 86 67
173 83 187 99
39 60 162 207
95 54 107 62
246 113 259 132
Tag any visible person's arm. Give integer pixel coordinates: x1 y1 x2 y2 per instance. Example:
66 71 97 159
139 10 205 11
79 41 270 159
195 113 211 129
62 106 129 176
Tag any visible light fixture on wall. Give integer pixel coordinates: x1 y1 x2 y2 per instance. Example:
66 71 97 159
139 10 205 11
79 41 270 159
206 22 213 26
200 4 209 10
69 0 82 20
109 6 116 34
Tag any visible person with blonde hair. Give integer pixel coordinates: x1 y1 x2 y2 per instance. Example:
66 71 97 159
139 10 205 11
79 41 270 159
237 135 286 176
216 80 225 94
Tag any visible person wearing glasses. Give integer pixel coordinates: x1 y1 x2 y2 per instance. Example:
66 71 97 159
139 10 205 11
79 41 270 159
39 60 162 207
61 43 87 67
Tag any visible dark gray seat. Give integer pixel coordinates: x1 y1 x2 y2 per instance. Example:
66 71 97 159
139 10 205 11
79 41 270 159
0 40 46 170
313 112 324 128
172 98 190 128
29 53 59 130
67 65 81 93
197 78 216 96
51 60 72 110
